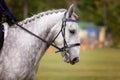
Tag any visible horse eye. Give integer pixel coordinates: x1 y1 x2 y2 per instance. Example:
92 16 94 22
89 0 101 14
69 30 75 34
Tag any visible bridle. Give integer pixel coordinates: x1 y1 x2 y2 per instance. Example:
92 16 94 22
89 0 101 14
52 12 80 53
13 12 80 54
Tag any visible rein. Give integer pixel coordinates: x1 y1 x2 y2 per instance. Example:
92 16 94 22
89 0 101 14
12 12 80 53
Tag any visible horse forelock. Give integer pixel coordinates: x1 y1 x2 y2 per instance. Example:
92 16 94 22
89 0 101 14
19 9 66 26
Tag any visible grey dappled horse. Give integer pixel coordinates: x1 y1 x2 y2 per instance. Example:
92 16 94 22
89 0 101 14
0 4 80 80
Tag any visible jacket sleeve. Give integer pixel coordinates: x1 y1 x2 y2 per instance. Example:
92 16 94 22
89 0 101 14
0 0 17 22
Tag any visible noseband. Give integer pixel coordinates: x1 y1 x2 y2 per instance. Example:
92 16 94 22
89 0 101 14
13 12 80 53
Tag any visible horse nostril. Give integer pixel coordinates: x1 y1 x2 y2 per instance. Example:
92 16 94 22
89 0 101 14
72 57 79 62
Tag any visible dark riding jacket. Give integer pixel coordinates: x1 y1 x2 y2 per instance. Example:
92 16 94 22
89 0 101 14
0 0 16 23
0 0 17 50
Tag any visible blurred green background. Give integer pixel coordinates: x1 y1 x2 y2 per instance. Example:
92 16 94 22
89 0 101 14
5 0 120 80
35 47 120 80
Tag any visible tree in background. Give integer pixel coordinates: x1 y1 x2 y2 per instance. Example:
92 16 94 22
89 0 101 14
105 0 120 47
7 0 40 20
24 0 28 18
6 0 67 20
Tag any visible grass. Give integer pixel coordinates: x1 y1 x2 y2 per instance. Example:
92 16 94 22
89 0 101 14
35 48 120 80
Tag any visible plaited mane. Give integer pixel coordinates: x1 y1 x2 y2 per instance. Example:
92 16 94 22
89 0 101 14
19 9 66 26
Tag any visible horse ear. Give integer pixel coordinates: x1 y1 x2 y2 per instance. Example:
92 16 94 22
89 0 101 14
66 4 74 18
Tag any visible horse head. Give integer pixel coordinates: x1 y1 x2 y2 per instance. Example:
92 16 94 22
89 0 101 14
52 4 80 65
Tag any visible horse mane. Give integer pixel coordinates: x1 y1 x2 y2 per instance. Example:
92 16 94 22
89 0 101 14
19 9 67 26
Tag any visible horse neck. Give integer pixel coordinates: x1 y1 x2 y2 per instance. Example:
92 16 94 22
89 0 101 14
16 11 66 59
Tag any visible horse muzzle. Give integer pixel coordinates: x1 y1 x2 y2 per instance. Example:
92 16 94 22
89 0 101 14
62 52 80 65
70 57 79 65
